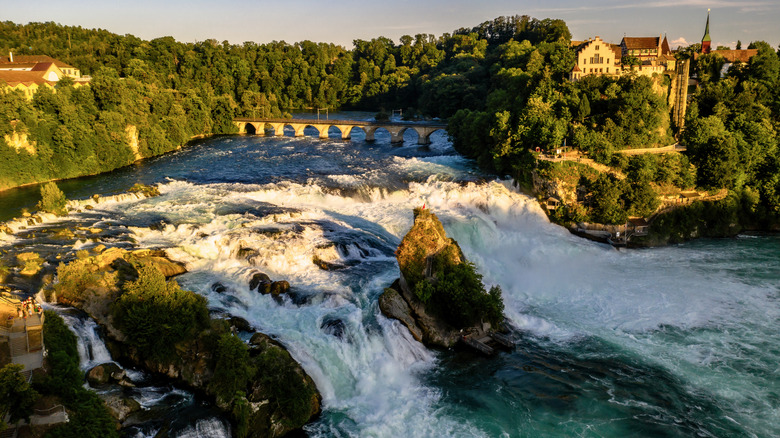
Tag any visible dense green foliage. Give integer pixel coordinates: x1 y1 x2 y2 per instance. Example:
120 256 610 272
638 189 766 244
0 16 578 190
0 71 222 190
254 346 317 428
447 45 673 177
438 20 685 225
113 263 209 361
210 333 256 405
0 364 38 429
418 251 505 328
683 42 780 215
38 311 118 438
36 181 68 215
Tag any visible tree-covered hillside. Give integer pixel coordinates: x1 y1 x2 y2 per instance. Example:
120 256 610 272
0 16 571 190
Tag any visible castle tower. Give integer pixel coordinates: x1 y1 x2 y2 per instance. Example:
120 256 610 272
701 9 711 54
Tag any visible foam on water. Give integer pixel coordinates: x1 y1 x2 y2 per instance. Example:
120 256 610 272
59 312 114 370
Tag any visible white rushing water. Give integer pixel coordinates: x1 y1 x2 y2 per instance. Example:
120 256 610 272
71 141 780 437
59 311 114 370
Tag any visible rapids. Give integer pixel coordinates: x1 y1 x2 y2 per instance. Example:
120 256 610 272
2 114 777 437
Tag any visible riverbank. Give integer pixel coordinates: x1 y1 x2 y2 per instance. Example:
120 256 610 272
0 133 214 194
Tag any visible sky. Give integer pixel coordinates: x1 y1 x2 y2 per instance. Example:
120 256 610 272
2 0 779 50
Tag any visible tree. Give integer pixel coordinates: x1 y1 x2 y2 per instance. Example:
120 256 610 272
210 333 255 405
0 364 38 429
684 116 739 188
113 263 209 361
589 174 628 224
577 93 590 123
37 181 68 215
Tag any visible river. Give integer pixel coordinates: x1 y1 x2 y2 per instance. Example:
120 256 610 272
1 113 778 437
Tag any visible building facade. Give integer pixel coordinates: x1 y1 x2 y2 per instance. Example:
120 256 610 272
570 37 623 81
0 53 89 99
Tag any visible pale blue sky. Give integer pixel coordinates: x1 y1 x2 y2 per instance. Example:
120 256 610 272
2 0 778 49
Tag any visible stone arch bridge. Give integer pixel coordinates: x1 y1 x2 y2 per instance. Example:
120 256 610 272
234 117 447 145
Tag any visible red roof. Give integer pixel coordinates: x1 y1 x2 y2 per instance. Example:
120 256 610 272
30 62 56 72
713 49 758 63
0 70 54 86
622 37 660 50
0 55 76 70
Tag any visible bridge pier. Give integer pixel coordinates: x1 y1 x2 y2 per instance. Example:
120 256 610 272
316 125 329 139
364 127 377 142
389 127 406 144
293 125 307 137
270 123 285 136
335 125 353 140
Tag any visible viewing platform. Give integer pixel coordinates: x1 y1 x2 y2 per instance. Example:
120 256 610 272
1 292 45 373
234 117 448 145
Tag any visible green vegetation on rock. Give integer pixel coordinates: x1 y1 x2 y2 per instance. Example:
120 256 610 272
37 182 68 216
49 249 320 436
128 183 161 197
113 263 209 362
210 332 256 405
397 208 504 328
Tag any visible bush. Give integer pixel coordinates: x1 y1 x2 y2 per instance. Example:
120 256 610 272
37 181 68 216
0 364 38 429
210 333 256 405
54 257 108 303
255 347 316 428
425 256 504 328
113 263 209 361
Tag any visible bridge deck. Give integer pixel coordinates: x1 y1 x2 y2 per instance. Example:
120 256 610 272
234 117 447 128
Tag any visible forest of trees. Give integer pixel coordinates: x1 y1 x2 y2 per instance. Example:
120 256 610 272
0 16 778 228
0 16 569 190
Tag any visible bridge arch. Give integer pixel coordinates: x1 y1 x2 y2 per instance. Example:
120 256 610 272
245 123 257 135
416 127 446 145
387 126 407 144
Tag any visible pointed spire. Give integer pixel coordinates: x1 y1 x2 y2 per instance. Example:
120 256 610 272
701 9 712 54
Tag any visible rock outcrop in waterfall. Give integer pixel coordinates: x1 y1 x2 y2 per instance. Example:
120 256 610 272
379 208 505 349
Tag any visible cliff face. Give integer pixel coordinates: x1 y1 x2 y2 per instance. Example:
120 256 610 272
380 208 504 348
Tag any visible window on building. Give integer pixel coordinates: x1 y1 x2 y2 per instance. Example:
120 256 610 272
584 58 587 64
607 67 609 73
595 45 600 50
